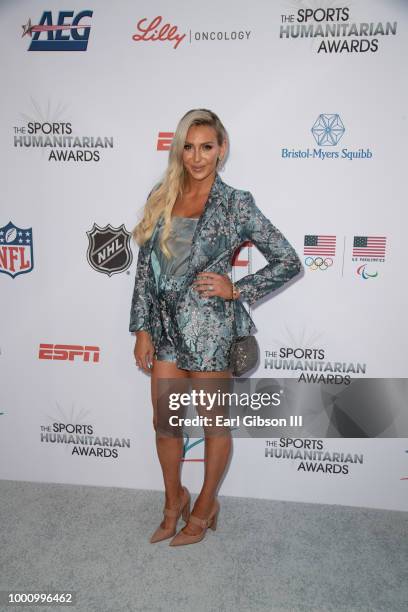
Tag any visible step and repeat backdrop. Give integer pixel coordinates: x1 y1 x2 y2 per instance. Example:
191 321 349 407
1 0 407 511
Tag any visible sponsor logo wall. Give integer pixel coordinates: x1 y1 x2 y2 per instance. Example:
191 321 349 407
0 0 407 511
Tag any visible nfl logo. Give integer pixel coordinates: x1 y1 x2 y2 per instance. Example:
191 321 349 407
0 221 34 278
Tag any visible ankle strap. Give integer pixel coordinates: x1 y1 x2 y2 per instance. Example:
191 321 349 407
163 487 189 518
188 514 208 528
164 507 180 518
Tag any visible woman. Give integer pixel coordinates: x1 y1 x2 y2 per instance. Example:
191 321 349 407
129 109 302 546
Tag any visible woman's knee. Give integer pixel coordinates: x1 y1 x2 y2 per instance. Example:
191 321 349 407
152 412 158 432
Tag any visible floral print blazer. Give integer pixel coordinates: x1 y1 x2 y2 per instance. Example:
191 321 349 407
129 173 303 371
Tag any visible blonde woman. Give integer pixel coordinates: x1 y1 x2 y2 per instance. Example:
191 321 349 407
130 109 302 546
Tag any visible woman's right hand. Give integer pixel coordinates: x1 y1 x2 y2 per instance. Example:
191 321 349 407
134 331 155 373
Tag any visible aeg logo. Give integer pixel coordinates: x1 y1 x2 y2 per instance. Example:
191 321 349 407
39 344 100 362
22 10 93 51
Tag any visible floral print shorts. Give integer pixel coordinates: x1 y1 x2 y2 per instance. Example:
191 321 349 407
155 273 232 372
155 273 186 363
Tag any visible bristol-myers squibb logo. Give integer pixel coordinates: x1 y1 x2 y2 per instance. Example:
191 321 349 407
281 114 373 161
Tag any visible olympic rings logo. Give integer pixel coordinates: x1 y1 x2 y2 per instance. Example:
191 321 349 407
304 256 333 271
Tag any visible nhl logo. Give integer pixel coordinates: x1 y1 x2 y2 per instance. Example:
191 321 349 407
0 221 34 278
86 223 133 276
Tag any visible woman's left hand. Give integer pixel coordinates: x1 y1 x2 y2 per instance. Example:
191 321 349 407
193 272 237 300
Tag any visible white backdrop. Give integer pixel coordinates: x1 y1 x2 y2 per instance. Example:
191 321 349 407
1 0 407 511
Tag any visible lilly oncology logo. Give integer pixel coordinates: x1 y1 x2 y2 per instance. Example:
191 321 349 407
0 222 33 278
131 15 252 50
22 10 93 51
281 114 373 161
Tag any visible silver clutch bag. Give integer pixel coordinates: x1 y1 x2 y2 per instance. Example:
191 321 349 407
230 333 259 377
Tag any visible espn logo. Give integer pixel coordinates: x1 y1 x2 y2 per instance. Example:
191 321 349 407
157 132 174 151
39 344 100 362
232 241 253 267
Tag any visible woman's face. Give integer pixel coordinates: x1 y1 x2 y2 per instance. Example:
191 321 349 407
182 124 226 183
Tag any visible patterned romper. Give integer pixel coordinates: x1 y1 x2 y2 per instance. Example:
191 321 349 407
152 215 232 436
152 215 199 363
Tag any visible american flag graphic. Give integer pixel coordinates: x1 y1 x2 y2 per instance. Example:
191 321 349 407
352 236 386 258
304 235 336 256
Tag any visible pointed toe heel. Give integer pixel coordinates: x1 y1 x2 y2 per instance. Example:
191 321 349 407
169 498 220 546
149 486 191 544
209 509 218 531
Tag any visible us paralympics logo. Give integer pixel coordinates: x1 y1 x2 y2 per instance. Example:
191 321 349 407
22 10 93 51
0 221 33 279
86 223 133 276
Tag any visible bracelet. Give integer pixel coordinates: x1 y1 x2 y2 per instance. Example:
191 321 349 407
231 282 240 300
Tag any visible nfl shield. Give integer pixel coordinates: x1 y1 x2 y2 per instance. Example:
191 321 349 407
86 223 133 276
0 221 34 278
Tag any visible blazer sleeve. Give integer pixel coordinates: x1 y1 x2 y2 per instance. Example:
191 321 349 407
129 184 162 334
129 241 153 333
233 191 303 306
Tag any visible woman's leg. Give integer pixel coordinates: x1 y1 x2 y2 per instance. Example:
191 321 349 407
182 369 233 535
151 357 189 530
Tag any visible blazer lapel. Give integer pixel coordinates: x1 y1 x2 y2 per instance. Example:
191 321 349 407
144 173 228 297
185 172 227 275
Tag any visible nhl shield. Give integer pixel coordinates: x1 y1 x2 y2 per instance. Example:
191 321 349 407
0 221 34 279
86 223 133 276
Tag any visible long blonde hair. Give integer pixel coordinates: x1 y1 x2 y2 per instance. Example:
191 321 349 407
132 108 228 258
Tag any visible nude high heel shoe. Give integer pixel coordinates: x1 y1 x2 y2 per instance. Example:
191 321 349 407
149 486 191 544
168 498 220 546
